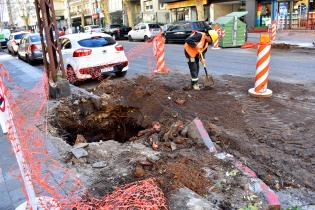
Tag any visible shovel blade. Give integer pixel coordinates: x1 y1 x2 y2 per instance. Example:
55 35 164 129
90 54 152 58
203 75 214 87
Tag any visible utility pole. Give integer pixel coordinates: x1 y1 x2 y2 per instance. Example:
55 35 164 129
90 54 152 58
6 0 14 26
34 0 70 98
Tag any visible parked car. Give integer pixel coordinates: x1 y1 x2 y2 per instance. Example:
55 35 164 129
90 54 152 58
104 24 132 40
0 29 11 49
128 23 162 41
7 32 30 54
17 33 43 65
59 33 128 84
84 25 104 33
164 21 211 43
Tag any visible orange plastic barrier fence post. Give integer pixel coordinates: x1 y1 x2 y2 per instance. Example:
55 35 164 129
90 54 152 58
248 33 273 98
271 20 277 41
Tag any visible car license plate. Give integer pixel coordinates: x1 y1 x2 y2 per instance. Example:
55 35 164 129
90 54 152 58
101 67 113 73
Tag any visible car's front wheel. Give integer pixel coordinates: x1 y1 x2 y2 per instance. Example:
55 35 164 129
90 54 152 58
115 71 127 77
128 35 133 42
66 66 78 85
144 35 149 41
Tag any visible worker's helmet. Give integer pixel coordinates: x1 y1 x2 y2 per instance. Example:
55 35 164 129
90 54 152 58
207 30 219 42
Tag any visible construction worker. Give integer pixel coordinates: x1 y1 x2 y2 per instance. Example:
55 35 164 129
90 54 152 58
184 30 218 90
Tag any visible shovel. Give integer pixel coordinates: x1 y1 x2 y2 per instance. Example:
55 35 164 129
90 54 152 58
199 52 214 88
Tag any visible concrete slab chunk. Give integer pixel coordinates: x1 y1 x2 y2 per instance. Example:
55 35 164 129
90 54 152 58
71 148 88 159
169 187 218 210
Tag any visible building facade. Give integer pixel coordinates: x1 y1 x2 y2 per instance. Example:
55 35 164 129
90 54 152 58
161 0 246 23
140 0 170 23
254 0 315 29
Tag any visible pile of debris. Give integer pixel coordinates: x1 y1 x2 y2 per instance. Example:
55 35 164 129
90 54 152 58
48 86 268 209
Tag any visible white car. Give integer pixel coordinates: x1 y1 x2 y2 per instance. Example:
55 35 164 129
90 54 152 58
7 32 30 54
59 33 128 84
84 25 104 33
128 23 162 41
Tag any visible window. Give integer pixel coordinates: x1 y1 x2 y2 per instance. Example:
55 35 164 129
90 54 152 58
148 24 160 29
169 25 184 31
144 0 153 11
140 25 146 30
78 36 116 48
14 33 27 40
30 35 40 42
160 3 165 10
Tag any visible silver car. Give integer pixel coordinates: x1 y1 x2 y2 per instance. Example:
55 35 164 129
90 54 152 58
17 33 43 65
7 32 30 54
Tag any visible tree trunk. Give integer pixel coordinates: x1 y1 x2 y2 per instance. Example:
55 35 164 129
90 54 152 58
195 0 205 21
123 0 134 27
101 0 111 25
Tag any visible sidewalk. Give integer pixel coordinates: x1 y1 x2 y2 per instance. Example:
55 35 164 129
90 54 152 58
0 131 25 210
247 30 315 48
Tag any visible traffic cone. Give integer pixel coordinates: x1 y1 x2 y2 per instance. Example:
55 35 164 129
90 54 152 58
248 33 273 98
212 25 221 49
271 20 277 41
154 33 168 74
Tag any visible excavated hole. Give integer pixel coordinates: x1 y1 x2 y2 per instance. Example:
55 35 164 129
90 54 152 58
53 105 144 146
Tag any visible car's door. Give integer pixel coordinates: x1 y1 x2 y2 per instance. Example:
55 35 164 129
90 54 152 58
60 38 73 68
139 24 147 39
131 25 140 39
166 25 185 41
19 37 27 57
7 35 13 50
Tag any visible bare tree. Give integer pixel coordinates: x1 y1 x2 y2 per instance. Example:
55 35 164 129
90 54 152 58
100 0 110 25
195 0 205 21
17 0 32 29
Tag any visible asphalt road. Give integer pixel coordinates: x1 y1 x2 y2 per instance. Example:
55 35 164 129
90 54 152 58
2 41 315 86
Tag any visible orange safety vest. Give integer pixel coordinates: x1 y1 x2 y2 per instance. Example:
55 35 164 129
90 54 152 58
184 32 208 58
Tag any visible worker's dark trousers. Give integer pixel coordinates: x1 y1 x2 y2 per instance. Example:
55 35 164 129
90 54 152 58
185 51 200 85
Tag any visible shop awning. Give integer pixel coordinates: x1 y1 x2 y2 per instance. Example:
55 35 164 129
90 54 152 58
164 0 207 9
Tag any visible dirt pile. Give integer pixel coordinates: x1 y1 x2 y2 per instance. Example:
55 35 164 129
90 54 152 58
49 73 315 208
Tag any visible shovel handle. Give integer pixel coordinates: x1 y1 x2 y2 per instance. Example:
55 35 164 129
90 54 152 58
199 52 206 67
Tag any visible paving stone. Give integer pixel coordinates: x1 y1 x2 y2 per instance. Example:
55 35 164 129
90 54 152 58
5 178 23 192
9 188 26 207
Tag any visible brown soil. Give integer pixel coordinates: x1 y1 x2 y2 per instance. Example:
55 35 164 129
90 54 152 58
89 74 315 192
51 73 315 204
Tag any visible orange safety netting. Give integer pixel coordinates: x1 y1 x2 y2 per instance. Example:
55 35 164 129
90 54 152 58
99 178 168 210
0 43 168 208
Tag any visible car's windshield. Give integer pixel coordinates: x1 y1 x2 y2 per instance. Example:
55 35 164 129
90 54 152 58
30 35 41 42
192 22 207 30
78 36 116 48
110 25 121 28
90 25 100 29
14 33 27 39
149 24 160 29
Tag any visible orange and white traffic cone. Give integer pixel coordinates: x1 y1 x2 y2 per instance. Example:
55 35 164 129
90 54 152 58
248 33 273 98
271 20 277 41
154 33 168 74
212 25 221 49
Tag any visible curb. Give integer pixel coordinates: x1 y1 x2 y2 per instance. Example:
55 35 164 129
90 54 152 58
192 118 281 209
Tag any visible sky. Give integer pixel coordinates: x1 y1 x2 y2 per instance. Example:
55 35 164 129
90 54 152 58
0 0 9 23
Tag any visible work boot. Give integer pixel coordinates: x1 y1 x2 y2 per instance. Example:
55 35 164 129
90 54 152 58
192 83 200 90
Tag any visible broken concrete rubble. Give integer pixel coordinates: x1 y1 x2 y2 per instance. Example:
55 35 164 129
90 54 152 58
48 75 315 209
71 147 88 159
169 187 218 210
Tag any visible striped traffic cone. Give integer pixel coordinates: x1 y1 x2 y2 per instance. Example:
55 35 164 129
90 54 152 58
271 20 277 41
212 25 221 49
154 33 168 74
248 33 273 98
